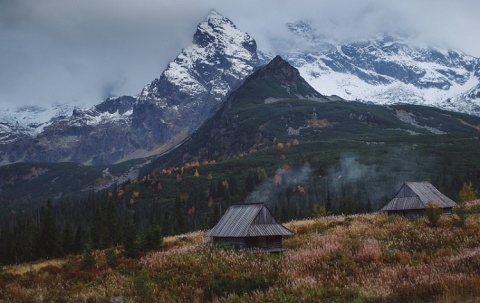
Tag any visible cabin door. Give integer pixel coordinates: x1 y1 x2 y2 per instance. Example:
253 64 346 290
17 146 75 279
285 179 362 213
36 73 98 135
258 236 267 248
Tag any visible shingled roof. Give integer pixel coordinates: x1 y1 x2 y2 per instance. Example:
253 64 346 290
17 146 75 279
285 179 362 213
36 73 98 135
381 181 456 212
206 203 293 238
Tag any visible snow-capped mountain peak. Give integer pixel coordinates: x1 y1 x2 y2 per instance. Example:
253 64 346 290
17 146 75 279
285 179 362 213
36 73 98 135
195 9 256 54
140 10 257 105
263 20 480 115
0 10 259 166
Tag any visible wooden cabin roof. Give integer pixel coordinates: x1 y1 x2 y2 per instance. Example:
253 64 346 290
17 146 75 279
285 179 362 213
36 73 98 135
381 181 456 212
206 203 293 238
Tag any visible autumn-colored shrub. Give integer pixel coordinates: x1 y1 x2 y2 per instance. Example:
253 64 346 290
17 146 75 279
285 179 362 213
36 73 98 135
134 270 153 303
425 202 442 227
39 264 62 276
82 244 96 269
105 247 118 268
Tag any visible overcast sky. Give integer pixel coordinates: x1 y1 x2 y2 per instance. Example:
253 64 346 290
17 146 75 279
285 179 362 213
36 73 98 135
1 0 479 109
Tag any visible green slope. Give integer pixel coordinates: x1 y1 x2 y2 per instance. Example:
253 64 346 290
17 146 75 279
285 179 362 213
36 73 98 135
0 159 145 214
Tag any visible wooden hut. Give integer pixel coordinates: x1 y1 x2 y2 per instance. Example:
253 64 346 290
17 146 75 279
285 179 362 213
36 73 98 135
380 181 456 219
206 203 293 252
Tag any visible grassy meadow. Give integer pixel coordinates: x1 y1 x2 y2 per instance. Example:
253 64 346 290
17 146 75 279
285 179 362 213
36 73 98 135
2 210 480 303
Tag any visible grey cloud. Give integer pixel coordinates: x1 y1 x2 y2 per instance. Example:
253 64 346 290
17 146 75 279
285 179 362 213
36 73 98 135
0 0 478 108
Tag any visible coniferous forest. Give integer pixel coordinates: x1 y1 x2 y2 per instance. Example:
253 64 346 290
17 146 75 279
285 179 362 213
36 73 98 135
1 150 479 266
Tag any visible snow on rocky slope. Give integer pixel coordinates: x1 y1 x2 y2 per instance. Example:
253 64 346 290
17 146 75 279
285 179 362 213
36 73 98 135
262 20 480 115
2 13 480 166
0 10 258 165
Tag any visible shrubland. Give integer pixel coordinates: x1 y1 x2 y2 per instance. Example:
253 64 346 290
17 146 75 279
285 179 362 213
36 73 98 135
2 210 480 303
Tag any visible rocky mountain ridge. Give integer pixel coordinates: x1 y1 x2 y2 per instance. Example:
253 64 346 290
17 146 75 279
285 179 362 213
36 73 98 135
0 10 258 166
1 12 480 166
266 21 480 115
2 52 480 212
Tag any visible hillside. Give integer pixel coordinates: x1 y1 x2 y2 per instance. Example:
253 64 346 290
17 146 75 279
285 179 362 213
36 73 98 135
145 56 480 210
2 212 480 302
0 158 148 215
156 56 480 166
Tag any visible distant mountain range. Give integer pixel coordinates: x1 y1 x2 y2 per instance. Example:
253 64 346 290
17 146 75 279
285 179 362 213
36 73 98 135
1 10 479 166
2 54 480 214
264 20 480 114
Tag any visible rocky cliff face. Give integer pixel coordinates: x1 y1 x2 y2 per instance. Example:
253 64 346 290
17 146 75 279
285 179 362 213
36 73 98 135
0 10 258 166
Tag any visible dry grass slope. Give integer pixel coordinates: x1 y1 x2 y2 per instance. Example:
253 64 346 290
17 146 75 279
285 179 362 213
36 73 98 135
1 212 480 302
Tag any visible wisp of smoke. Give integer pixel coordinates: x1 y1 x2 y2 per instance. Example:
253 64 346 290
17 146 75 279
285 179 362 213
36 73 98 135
245 166 312 207
327 155 376 192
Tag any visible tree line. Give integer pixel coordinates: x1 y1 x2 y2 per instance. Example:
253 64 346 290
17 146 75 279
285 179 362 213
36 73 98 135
1 161 477 265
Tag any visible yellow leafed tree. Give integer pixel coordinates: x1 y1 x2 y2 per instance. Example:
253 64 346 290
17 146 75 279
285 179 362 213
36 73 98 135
458 181 478 203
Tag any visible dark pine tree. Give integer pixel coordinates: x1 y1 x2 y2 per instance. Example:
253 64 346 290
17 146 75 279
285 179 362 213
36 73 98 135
229 176 239 197
74 225 85 254
106 201 122 246
90 205 106 249
0 229 14 264
209 181 217 200
216 180 225 199
325 190 332 215
12 215 36 263
366 198 373 213
161 211 172 236
173 195 187 234
209 203 221 228
36 200 61 259
245 172 256 194
82 242 95 269
142 225 162 252
123 211 139 258
62 224 75 255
